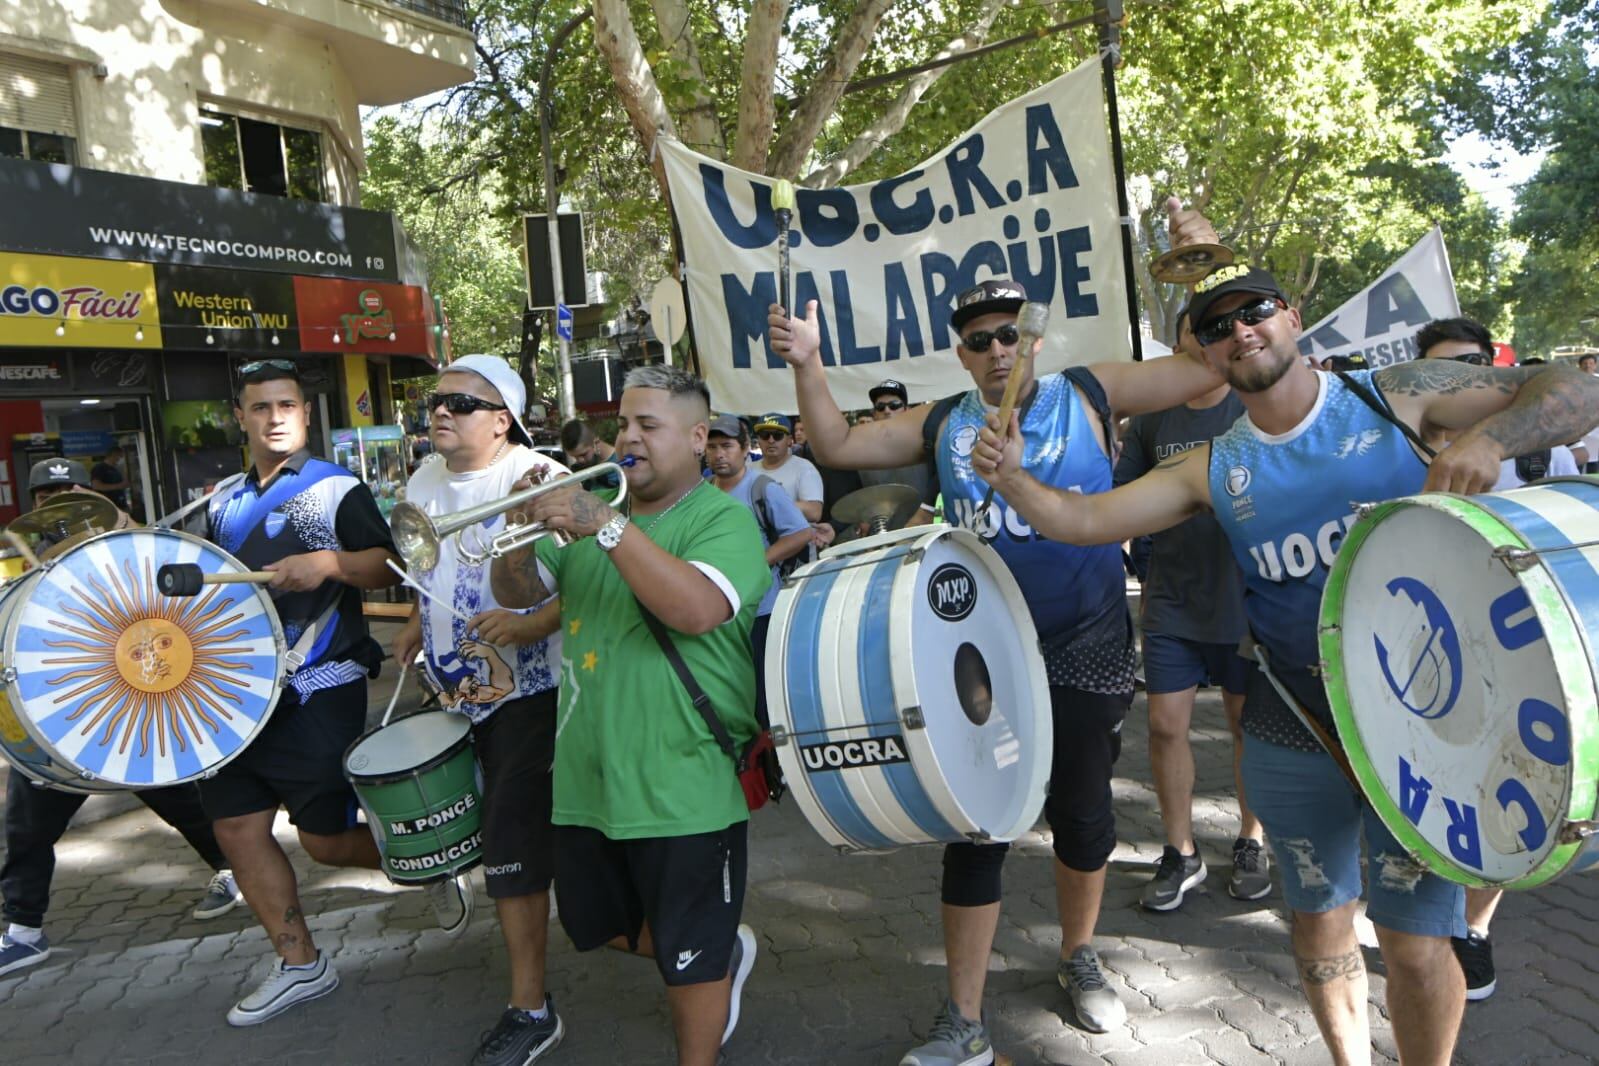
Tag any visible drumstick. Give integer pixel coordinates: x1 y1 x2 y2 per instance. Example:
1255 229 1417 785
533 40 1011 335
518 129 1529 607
4 531 39 571
157 562 273 597
973 302 1051 530
380 664 410 728
385 559 474 625
773 179 796 316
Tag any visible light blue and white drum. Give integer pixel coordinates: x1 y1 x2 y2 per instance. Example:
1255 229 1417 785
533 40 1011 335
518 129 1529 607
766 526 1051 852
0 528 285 791
1320 477 1599 889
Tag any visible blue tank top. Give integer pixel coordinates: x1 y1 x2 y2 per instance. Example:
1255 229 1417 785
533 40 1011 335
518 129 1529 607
1208 370 1426 672
936 371 1126 644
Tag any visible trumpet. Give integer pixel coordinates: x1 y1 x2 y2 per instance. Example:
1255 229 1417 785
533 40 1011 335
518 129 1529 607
389 461 629 573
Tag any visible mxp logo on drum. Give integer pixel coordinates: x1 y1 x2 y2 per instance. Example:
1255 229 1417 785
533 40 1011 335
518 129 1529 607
928 563 977 621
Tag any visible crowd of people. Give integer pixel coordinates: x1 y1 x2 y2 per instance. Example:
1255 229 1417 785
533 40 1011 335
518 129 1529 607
3 198 1597 1066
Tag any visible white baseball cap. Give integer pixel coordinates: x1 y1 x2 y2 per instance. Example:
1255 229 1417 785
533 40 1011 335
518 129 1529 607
445 354 534 447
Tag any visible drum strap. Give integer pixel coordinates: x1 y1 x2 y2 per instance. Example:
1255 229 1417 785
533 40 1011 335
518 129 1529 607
153 473 248 531
284 601 341 677
1333 372 1438 461
1244 635 1360 790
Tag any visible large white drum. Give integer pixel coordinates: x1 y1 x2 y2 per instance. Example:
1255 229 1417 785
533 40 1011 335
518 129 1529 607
0 528 285 791
766 526 1051 852
1320 477 1599 889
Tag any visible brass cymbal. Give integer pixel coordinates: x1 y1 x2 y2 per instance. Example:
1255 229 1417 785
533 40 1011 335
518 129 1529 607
1150 242 1235 285
832 483 920 529
6 491 118 540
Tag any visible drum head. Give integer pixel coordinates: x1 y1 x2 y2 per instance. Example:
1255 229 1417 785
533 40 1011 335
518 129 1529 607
1321 491 1599 889
347 711 471 778
3 528 285 789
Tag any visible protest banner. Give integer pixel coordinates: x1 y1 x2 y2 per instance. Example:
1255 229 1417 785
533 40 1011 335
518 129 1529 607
1297 227 1459 368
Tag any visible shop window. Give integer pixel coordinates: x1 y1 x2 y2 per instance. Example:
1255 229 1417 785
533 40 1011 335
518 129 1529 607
0 125 77 164
200 107 325 203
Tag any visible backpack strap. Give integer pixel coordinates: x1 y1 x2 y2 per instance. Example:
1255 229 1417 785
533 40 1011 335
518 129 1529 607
1062 365 1116 453
921 392 967 459
1334 370 1437 461
637 602 738 763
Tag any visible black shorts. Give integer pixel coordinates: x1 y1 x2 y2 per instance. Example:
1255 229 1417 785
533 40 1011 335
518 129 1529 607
472 691 557 898
554 821 747 987
197 680 366 836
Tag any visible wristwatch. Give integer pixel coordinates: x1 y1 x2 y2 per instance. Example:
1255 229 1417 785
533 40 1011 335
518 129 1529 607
596 512 629 553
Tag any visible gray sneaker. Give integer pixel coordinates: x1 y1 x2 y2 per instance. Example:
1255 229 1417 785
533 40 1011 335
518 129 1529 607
1228 838 1272 901
193 869 244 919
1058 945 1125 1033
899 999 994 1066
1141 845 1207 911
425 874 474 938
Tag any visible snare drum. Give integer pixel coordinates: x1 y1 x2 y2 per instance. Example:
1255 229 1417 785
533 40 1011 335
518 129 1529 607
766 526 1052 852
0 528 285 791
1320 477 1599 889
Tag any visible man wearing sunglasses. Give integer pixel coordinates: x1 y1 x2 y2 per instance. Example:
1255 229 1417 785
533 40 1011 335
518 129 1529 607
767 201 1229 1062
968 255 1599 1066
392 354 572 1066
859 380 934 513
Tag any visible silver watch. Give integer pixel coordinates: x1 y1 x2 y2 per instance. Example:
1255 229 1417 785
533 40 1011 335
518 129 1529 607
596 512 629 552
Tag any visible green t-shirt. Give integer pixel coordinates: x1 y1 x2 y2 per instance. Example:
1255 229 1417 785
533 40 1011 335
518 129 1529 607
536 482 771 838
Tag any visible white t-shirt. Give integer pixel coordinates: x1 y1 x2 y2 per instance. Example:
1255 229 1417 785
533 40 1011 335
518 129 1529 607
1492 444 1579 490
757 454 823 506
403 445 570 723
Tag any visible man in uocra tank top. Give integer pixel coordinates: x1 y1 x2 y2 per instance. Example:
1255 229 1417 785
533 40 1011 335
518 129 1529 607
768 198 1229 1065
968 244 1599 1066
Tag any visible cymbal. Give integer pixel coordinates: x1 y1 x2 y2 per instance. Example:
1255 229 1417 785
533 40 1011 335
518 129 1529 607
6 492 118 539
1150 242 1235 285
832 483 920 527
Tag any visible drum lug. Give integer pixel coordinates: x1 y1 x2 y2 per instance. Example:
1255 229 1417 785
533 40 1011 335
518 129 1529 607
769 725 790 747
965 830 992 844
1558 819 1597 844
1353 501 1380 520
0 666 13 685
1491 545 1541 573
901 706 926 730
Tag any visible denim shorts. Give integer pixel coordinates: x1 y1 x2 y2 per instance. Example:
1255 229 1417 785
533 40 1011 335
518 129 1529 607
1142 631 1251 696
1241 734 1464 938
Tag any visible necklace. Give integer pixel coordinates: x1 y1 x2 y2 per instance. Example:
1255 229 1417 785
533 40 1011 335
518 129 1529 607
628 479 702 527
487 439 510 466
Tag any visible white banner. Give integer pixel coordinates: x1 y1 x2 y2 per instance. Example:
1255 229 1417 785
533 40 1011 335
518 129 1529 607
1297 227 1459 368
660 59 1132 414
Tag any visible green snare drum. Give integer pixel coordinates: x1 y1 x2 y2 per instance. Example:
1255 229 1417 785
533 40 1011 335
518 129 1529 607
344 711 483 886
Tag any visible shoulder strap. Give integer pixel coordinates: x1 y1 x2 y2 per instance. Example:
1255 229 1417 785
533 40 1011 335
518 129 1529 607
921 392 967 459
637 602 737 762
1334 370 1437 461
1063 366 1116 452
283 599 341 677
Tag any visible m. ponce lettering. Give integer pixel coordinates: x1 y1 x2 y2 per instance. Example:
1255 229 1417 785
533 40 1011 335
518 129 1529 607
386 830 483 873
386 792 477 836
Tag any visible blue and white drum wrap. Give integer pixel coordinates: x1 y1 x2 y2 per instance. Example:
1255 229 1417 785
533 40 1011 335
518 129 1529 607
0 528 285 791
766 526 1052 852
1320 477 1599 889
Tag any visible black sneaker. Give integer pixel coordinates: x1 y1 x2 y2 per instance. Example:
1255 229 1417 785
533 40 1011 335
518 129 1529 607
471 999 565 1065
1228 838 1272 901
1452 931 1496 1001
1140 845 1206 912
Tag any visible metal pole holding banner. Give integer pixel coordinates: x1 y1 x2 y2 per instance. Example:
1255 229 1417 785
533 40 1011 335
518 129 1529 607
540 8 592 421
1095 0 1143 362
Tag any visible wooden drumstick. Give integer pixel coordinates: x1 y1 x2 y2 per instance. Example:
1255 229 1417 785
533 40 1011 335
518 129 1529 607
991 301 1051 437
157 562 273 597
4 531 40 571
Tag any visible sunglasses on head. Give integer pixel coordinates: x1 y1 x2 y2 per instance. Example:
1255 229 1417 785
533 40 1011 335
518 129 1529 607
239 358 298 377
428 392 507 416
1195 298 1283 346
873 399 905 412
959 323 1020 354
1445 352 1493 367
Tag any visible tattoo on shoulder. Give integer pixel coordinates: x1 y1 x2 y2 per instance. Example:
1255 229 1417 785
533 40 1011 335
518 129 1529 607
1153 443 1206 473
1375 359 1541 399
1297 948 1364 986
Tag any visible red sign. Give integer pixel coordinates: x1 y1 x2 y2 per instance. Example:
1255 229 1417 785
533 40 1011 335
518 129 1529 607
292 277 435 357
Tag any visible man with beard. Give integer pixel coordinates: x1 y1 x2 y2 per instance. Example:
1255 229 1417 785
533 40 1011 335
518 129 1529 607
968 261 1599 1066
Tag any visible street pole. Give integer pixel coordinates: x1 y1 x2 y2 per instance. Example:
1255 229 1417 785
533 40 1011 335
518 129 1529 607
1095 0 1144 362
541 8 592 421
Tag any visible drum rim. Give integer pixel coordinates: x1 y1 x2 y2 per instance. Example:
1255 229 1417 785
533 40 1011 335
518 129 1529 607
1320 493 1599 889
343 710 474 785
0 527 287 790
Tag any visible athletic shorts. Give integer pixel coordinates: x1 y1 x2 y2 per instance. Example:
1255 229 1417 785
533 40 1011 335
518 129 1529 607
198 680 365 836
1241 735 1464 938
472 691 557 898
1142 631 1250 695
554 821 748 986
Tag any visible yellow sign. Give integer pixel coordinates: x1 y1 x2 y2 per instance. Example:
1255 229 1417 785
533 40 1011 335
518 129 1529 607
0 252 162 348
343 353 374 427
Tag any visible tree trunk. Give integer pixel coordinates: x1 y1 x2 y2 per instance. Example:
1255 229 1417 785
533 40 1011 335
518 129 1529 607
732 0 790 173
766 0 895 179
649 0 727 160
803 0 1008 189
592 0 678 200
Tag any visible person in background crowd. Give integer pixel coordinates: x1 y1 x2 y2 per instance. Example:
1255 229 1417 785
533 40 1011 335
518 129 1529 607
753 413 834 552
90 445 130 511
491 365 767 1066
792 415 865 540
561 419 616 471
705 414 812 728
393 355 571 1064
1114 317 1265 912
0 462 242 980
791 417 809 450
858 381 935 514
1578 353 1599 473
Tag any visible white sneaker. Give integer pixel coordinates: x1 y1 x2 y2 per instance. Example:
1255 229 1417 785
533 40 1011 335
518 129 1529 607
227 951 339 1027
425 874 473 938
193 870 244 919
722 924 758 1045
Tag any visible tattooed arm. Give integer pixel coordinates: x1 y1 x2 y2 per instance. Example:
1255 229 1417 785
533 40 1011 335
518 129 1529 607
490 544 552 610
1376 360 1599 494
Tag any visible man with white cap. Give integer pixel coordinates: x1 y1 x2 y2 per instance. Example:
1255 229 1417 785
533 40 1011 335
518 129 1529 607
392 354 572 1065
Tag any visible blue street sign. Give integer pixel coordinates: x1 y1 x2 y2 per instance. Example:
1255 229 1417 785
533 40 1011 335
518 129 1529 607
556 303 573 342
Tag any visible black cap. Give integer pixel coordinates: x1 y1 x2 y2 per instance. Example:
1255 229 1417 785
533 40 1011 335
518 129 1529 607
951 278 1029 332
707 414 745 440
29 458 90 493
869 379 907 404
1186 263 1289 331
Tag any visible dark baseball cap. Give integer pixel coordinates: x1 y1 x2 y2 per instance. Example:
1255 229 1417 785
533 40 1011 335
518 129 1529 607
951 278 1030 332
707 414 745 440
1186 263 1289 333
29 458 90 493
753 412 792 435
869 379 907 403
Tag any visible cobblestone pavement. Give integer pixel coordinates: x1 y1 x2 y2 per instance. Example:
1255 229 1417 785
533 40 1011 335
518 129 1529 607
4 675 1596 1065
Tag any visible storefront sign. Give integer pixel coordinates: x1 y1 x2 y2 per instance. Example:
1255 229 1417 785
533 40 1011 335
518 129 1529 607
0 357 65 387
0 156 402 283
0 252 162 349
294 277 435 357
156 265 300 352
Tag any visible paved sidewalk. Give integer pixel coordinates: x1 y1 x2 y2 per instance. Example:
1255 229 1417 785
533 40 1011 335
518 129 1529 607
4 680 1596 1065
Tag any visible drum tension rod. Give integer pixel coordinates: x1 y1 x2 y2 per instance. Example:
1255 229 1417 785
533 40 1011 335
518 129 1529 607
1559 819 1597 844
780 546 920 587
769 719 911 745
1493 539 1599 573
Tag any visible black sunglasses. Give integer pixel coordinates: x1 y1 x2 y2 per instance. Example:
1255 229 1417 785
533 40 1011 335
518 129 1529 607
874 400 905 412
755 430 788 441
1445 352 1493 367
1195 298 1283 346
239 358 299 377
428 392 507 415
959 324 1020 353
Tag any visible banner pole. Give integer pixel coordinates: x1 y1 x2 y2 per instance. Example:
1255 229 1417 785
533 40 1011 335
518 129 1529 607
1096 1 1143 361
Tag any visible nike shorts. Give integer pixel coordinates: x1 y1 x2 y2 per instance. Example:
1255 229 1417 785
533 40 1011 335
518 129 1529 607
553 821 748 986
